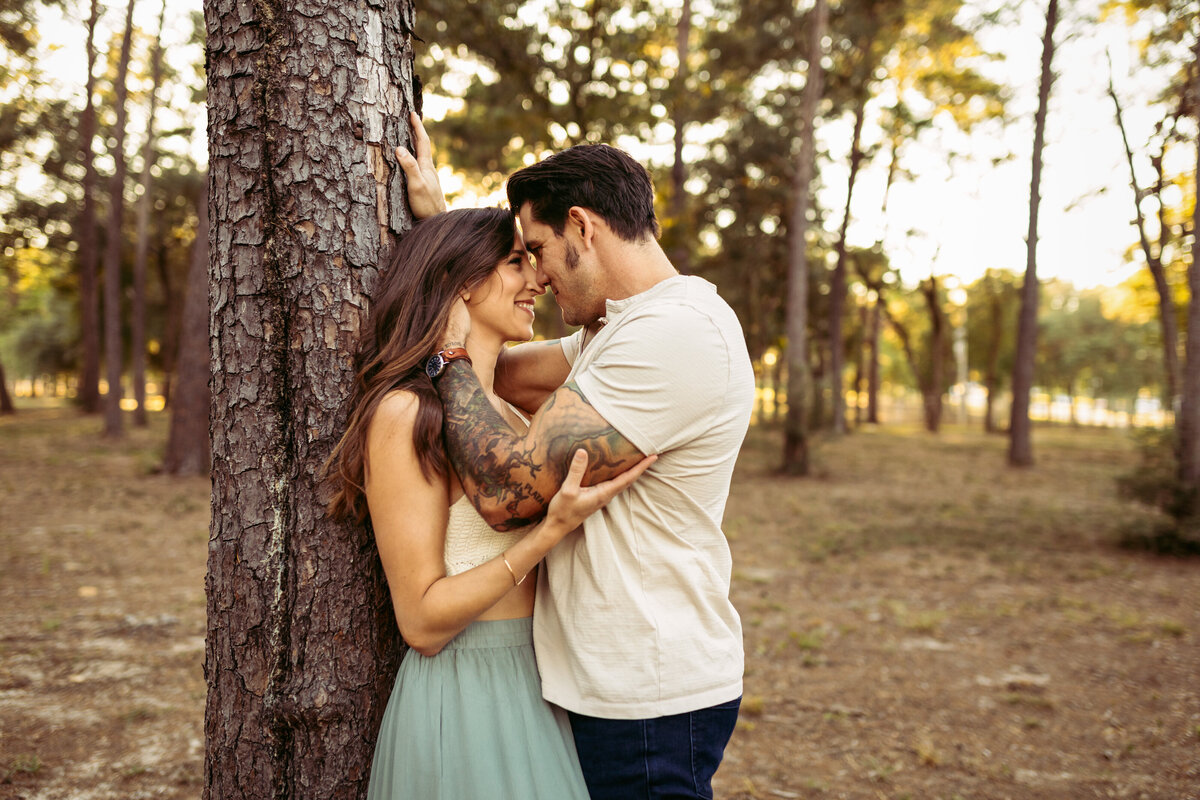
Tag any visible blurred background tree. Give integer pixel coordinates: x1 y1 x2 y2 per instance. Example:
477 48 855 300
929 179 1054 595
0 0 1194 481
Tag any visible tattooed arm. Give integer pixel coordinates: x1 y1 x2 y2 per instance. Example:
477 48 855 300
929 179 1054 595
437 359 646 531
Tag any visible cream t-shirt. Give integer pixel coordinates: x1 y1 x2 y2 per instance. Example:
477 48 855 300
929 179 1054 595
533 275 754 719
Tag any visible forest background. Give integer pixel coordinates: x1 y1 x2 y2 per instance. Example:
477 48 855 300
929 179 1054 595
2 0 1197 441
1 0 1199 798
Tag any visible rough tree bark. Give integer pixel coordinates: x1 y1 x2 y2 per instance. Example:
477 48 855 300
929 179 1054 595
101 0 137 437
204 0 418 797
1008 0 1058 467
162 179 209 477
131 0 168 427
77 0 102 414
782 0 827 475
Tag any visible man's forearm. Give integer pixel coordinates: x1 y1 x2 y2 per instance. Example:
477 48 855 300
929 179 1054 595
437 360 552 531
437 359 642 531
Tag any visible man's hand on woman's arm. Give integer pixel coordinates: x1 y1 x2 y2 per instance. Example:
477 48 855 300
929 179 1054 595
436 360 647 532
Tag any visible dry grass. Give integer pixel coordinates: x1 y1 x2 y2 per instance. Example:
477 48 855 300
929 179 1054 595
2 408 1198 799
718 423 1200 799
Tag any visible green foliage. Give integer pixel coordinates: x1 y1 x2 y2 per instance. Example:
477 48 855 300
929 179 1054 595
1116 427 1200 555
414 0 679 193
1037 280 1164 404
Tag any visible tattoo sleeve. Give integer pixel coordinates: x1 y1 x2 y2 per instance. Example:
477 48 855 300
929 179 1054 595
436 359 645 531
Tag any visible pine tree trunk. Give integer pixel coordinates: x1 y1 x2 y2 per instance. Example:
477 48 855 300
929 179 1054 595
77 0 102 414
131 0 167 427
102 0 137 438
922 277 946 434
162 180 210 477
866 298 880 424
670 0 691 275
1009 0 1058 467
156 217 180 409
853 301 866 426
204 0 418 796
0 359 14 414
782 0 826 475
1177 35 1200 487
984 292 1002 433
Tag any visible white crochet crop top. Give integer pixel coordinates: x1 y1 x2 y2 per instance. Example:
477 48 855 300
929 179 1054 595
442 402 528 577
443 496 524 576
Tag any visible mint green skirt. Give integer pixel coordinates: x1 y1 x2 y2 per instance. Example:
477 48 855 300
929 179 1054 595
366 616 589 800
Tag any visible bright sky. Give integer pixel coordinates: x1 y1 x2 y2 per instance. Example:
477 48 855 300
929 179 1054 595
848 0 1181 291
26 0 1181 291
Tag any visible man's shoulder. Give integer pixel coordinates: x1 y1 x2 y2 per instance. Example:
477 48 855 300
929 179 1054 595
618 277 738 327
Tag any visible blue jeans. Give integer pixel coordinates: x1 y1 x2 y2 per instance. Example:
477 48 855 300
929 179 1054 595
568 696 741 800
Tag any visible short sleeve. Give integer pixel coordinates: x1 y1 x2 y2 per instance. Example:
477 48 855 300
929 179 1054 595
559 329 584 367
571 305 735 455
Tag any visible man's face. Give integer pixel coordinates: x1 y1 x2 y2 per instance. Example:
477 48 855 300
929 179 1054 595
517 204 605 327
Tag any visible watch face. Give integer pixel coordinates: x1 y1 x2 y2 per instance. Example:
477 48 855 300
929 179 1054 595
425 354 445 379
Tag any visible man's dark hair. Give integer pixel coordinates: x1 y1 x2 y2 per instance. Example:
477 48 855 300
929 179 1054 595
506 144 660 243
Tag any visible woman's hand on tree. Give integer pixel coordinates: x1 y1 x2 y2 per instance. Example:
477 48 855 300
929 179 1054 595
396 111 447 219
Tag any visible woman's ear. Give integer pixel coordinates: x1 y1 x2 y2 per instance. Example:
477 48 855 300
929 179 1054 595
459 288 471 302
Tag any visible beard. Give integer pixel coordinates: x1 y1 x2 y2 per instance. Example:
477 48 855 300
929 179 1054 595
558 242 583 325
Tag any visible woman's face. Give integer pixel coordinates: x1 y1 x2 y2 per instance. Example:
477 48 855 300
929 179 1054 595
465 234 543 344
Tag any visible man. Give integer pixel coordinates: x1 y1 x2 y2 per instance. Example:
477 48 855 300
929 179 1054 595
399 115 754 799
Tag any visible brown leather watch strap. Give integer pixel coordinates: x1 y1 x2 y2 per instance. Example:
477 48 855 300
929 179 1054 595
437 347 472 365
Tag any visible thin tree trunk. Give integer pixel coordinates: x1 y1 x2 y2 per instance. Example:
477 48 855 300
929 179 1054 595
854 300 866 426
922 277 946 433
783 0 826 475
1178 35 1200 487
866 297 880 424
77 0 102 414
671 0 691 275
770 356 783 424
0 359 14 414
131 0 167 426
811 338 827 430
1107 59 1180 409
1009 0 1058 467
204 0 418 796
101 0 137 438
828 92 867 435
162 180 209 476
984 291 1002 433
156 214 180 408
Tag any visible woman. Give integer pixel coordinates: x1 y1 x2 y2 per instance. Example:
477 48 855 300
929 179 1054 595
326 206 652 799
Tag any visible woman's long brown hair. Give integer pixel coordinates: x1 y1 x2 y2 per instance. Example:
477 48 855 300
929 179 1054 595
325 207 517 523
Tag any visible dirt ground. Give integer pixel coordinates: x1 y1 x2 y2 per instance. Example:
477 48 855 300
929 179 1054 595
1 407 1198 800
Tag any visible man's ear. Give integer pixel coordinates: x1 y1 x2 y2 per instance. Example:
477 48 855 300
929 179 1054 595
567 206 596 247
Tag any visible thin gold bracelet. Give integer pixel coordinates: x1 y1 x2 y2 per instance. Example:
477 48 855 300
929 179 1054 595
502 554 526 586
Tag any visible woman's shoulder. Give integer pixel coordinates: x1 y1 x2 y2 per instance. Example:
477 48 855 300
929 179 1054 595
368 388 424 441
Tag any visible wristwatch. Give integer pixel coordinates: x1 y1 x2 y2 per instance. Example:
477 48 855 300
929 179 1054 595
425 347 472 379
